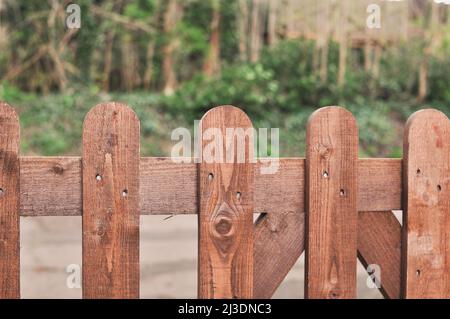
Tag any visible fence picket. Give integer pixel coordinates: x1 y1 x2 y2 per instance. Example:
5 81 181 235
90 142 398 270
198 105 254 299
402 109 450 298
82 102 140 298
305 106 358 299
0 102 20 299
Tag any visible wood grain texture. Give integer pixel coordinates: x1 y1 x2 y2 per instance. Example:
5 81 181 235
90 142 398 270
358 159 401 211
253 211 304 299
253 210 403 299
0 102 20 299
305 106 358 299
402 109 450 298
357 211 401 299
198 106 253 299
20 157 81 216
19 157 401 216
82 103 140 299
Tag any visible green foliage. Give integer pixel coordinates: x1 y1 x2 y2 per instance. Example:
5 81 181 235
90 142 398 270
161 38 450 156
124 0 156 20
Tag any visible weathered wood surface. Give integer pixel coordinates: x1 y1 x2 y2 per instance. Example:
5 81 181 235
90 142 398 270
0 102 20 299
253 211 304 299
19 157 401 216
357 211 401 299
402 109 450 298
198 106 253 298
253 210 403 299
82 103 140 299
305 107 358 299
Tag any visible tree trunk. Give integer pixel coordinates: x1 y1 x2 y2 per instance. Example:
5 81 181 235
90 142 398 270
267 0 278 47
48 0 67 91
101 0 124 92
162 0 181 95
418 0 439 102
203 0 221 77
372 44 381 79
418 56 428 102
364 41 372 72
121 33 140 92
317 0 330 83
337 0 348 87
143 0 160 90
102 30 115 91
238 0 249 62
250 0 261 63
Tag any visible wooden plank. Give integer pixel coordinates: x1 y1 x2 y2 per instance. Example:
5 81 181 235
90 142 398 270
305 106 358 299
357 211 401 299
19 157 401 216
253 210 403 299
0 102 20 299
198 106 253 298
20 157 81 216
402 109 450 298
358 159 401 212
82 102 140 299
253 211 304 299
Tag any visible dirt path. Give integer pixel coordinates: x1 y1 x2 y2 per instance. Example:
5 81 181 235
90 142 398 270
20 215 382 298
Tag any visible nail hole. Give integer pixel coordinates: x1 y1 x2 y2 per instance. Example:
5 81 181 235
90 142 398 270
339 189 345 197
437 185 441 192
330 292 338 298
208 173 214 181
416 168 421 175
323 170 329 178
0 188 4 196
416 269 421 277
122 189 128 197
96 174 102 181
236 192 242 200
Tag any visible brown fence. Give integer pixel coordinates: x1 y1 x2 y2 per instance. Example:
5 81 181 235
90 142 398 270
0 101 448 299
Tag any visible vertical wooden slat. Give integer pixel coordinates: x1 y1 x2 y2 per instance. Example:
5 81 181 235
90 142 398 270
0 102 20 299
305 106 358 299
402 109 450 298
198 105 254 299
82 102 140 299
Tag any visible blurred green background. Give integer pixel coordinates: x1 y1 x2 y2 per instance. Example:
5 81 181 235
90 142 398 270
1 0 449 157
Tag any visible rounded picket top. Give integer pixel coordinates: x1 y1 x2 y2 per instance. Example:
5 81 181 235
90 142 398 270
83 101 140 134
307 106 357 131
404 108 449 143
306 106 358 147
0 101 20 141
199 105 253 130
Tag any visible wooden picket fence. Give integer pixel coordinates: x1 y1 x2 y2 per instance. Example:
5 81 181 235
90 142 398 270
0 101 449 299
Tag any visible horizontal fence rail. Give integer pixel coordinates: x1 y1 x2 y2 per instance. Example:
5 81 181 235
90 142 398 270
18 157 401 216
0 101 448 299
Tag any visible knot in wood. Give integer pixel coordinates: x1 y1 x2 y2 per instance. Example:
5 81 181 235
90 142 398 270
52 164 64 175
214 216 233 236
317 143 332 160
96 225 106 237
